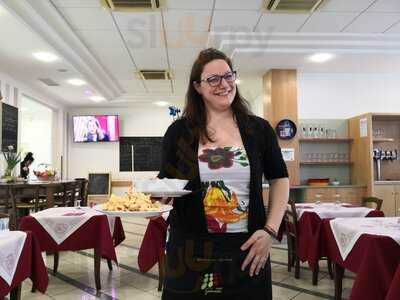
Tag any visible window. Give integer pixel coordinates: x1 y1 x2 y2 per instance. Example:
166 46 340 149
20 95 53 172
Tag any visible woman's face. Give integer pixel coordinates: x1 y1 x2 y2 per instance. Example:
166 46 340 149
194 59 236 112
87 120 98 134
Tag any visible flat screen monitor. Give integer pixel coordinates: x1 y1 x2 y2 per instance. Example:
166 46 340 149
73 115 120 143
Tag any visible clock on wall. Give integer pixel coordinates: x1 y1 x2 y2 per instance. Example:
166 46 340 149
276 119 297 140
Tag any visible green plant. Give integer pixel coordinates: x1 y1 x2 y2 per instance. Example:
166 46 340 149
2 145 21 174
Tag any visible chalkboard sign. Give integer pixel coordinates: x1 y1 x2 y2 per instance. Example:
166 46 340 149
1 103 18 152
88 173 111 196
119 137 163 171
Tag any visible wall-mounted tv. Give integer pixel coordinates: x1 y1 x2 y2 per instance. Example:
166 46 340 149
73 115 120 143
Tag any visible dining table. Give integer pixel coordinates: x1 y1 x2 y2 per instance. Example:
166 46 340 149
293 202 384 284
0 231 48 300
19 206 125 290
323 217 400 300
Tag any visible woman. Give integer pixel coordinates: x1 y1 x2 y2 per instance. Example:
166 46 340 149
158 48 289 299
84 117 109 142
20 152 34 179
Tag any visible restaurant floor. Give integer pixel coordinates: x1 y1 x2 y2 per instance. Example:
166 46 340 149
18 219 355 300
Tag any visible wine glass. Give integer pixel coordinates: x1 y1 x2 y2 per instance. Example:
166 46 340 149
315 193 322 205
334 193 341 207
74 199 82 209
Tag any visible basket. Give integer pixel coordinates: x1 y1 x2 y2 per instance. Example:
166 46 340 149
33 163 57 181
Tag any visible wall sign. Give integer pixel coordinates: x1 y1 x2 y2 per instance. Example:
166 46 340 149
276 119 297 140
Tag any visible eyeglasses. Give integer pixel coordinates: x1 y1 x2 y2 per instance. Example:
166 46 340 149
198 71 237 87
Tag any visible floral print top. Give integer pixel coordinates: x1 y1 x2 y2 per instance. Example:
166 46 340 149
198 146 250 233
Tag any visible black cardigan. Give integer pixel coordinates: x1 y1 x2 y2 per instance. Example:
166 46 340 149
158 115 288 236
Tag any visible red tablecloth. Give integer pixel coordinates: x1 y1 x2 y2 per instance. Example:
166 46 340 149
298 210 384 271
19 215 125 262
138 217 168 273
0 232 48 297
322 219 400 300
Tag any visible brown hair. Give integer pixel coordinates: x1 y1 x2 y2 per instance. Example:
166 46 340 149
182 48 252 143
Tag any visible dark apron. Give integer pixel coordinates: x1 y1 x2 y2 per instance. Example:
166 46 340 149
162 231 272 300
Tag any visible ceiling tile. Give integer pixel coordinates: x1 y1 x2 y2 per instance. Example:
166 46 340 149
168 48 203 68
144 80 173 92
368 0 400 12
118 79 146 93
344 12 400 33
75 29 124 49
59 7 115 30
166 0 214 9
166 31 209 48
121 30 165 49
113 11 162 31
214 0 263 10
163 10 212 31
52 0 101 7
90 47 135 75
255 13 310 32
300 12 359 33
211 10 261 32
319 0 376 12
385 21 400 33
130 48 168 69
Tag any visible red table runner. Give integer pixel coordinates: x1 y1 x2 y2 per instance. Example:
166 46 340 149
298 210 383 271
323 219 400 300
19 215 125 261
0 232 48 297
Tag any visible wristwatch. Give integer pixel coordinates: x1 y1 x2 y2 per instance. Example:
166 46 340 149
262 225 278 240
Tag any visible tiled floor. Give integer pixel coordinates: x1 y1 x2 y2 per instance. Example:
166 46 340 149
14 219 355 299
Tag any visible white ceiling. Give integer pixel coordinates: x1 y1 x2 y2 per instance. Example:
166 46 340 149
0 0 400 107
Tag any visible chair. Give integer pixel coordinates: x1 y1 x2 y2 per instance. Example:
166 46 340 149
53 182 76 207
74 178 88 206
9 185 41 229
285 198 333 285
362 196 383 210
285 199 300 279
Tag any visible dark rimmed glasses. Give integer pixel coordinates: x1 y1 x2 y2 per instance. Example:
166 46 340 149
198 71 237 87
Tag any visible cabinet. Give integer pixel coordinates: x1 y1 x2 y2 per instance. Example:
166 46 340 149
373 184 400 217
304 187 366 205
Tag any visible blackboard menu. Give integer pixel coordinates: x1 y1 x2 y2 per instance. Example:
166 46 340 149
1 103 18 152
88 173 111 195
119 137 163 171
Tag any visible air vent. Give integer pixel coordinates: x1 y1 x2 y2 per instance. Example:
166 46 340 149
101 0 163 11
38 78 60 86
265 0 324 13
139 70 172 80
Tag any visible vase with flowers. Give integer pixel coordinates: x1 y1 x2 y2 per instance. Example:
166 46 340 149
2 145 21 182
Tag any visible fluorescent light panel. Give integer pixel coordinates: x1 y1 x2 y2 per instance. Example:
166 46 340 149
33 52 58 63
89 96 106 102
67 78 86 86
308 53 334 63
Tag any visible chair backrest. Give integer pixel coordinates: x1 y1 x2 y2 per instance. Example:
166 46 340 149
362 196 383 210
74 179 88 206
63 182 77 206
285 198 299 238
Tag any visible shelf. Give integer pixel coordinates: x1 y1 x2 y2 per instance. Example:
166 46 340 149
373 138 395 142
300 161 353 166
299 138 353 143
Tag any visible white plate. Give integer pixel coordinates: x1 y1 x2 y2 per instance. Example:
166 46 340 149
134 179 189 193
141 190 191 198
93 204 173 218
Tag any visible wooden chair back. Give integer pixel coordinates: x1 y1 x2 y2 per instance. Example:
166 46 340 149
362 196 383 210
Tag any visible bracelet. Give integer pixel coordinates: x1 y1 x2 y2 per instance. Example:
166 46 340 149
262 225 278 240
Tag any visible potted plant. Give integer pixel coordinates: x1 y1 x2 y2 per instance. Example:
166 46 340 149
2 145 21 182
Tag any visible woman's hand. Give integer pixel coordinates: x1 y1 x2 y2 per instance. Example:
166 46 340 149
240 230 272 277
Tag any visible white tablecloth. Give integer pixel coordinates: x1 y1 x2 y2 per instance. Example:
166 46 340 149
330 217 400 260
0 231 27 285
295 203 373 220
32 207 115 245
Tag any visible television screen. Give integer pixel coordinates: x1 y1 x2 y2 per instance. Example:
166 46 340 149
73 115 120 143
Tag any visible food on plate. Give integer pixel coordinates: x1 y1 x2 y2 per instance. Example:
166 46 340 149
102 188 162 212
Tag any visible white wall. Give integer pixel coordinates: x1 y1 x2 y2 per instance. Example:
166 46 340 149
0 71 66 175
298 73 400 119
67 105 174 180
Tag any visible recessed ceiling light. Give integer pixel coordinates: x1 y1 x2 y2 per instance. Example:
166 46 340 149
67 78 86 86
154 101 169 107
89 96 106 102
33 52 59 63
308 53 334 63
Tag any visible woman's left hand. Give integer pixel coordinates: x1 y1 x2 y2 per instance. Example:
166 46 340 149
240 230 272 277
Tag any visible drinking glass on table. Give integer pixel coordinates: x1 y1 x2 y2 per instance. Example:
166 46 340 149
334 193 341 207
74 199 82 209
315 193 322 205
